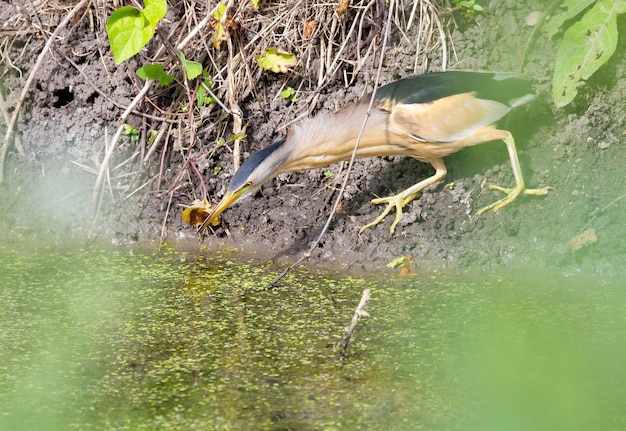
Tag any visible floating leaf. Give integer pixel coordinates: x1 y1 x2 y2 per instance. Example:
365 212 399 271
255 48 297 73
137 64 174 86
552 0 626 107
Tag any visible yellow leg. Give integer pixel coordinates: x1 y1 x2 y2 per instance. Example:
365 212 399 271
475 132 549 216
360 158 447 235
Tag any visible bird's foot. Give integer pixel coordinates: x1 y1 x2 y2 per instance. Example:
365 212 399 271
359 192 419 235
475 184 550 216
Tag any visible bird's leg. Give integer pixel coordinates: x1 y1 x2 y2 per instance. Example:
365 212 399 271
475 132 549 216
360 158 447 235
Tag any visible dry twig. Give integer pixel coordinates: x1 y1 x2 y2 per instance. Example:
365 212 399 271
339 288 372 362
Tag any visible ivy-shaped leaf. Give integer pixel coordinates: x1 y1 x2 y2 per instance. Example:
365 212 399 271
179 52 202 80
255 48 297 73
552 0 626 107
137 64 175 86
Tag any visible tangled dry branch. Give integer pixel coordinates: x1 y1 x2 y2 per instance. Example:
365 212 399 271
0 0 454 201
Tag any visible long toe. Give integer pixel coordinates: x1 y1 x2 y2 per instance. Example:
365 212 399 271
476 185 550 216
360 193 411 235
359 202 394 234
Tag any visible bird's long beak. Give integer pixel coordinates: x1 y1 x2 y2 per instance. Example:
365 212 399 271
196 186 249 234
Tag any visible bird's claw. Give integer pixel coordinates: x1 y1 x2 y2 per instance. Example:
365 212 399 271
476 184 550 216
359 193 416 235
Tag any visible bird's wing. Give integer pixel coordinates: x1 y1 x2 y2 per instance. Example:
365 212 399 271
374 71 532 107
388 92 510 143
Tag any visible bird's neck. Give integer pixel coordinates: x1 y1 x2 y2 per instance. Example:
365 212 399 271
280 101 400 173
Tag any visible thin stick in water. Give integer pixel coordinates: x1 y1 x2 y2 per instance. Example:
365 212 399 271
339 288 371 362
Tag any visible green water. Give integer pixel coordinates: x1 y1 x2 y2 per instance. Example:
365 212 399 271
1 243 625 430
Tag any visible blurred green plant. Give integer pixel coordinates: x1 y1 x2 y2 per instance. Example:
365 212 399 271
108 0 217 117
136 64 174 86
547 0 626 107
451 0 483 19
196 68 216 108
122 124 140 142
281 86 299 103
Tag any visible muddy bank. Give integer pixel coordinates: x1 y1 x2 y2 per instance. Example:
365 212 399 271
1 0 624 277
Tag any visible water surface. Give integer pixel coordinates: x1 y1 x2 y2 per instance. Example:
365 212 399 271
1 243 624 430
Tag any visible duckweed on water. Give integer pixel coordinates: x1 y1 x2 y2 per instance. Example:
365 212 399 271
0 244 378 430
1 243 626 430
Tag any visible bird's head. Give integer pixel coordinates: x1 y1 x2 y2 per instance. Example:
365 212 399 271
197 138 289 233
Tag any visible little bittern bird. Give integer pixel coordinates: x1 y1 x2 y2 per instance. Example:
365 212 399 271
197 71 548 235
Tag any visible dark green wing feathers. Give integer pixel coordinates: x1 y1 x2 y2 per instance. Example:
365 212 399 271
374 71 533 108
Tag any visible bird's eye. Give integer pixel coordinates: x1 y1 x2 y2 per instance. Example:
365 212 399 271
245 181 253 187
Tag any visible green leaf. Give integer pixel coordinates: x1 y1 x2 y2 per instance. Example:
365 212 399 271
552 0 626 107
122 124 139 142
230 132 247 141
137 64 175 86
386 256 410 269
196 83 216 108
106 1 167 64
179 52 202 80
255 48 297 73
142 0 167 27
107 6 153 64
544 0 597 37
280 86 299 102
196 68 214 107
212 2 228 48
148 129 158 144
